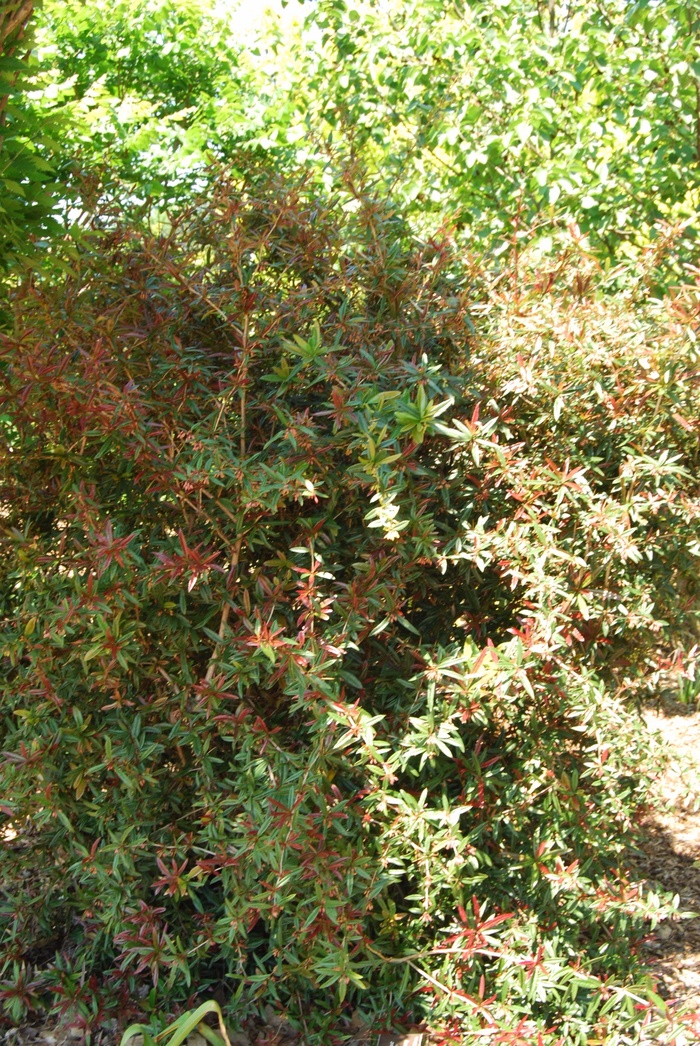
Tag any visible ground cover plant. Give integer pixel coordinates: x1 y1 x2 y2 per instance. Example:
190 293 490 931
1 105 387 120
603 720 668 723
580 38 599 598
1 170 700 1044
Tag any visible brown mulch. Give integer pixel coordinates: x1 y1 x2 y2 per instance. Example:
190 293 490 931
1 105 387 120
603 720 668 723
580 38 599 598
638 704 700 1023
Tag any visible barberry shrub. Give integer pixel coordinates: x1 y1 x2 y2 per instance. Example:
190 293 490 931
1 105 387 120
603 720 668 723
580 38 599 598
1 172 698 1043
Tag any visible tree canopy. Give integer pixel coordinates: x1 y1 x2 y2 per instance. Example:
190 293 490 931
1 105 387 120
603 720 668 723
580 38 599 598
13 0 700 272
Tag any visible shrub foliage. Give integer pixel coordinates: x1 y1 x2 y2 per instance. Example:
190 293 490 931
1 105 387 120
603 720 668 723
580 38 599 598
1 174 699 1042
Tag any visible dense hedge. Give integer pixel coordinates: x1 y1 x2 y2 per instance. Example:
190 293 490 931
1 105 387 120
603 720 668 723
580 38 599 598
1 174 699 1043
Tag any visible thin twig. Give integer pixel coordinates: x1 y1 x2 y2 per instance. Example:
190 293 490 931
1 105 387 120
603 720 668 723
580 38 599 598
365 942 500 965
204 536 242 683
239 312 249 456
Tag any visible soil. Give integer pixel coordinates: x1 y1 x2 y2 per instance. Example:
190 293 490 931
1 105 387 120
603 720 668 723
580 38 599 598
637 702 700 1039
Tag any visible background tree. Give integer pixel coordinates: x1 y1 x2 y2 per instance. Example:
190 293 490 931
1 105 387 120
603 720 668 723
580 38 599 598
0 0 60 279
25 0 700 276
299 0 700 267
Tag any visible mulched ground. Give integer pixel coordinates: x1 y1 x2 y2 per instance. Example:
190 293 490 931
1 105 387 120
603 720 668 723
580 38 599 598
637 703 700 1036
